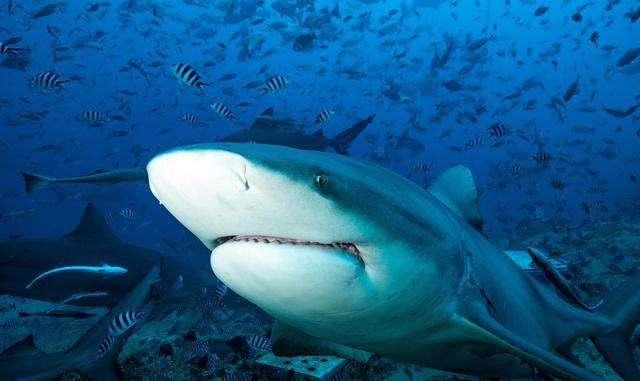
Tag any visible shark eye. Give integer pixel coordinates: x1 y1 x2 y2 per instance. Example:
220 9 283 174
314 174 329 188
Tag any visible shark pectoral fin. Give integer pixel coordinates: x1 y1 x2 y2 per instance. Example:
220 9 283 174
0 334 43 358
428 165 483 230
271 320 372 363
526 247 600 311
458 306 601 381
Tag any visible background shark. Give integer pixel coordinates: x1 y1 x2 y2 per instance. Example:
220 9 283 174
218 109 375 154
146 143 640 381
0 263 163 381
0 203 210 306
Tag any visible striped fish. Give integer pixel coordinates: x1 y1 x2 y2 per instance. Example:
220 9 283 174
487 122 510 138
259 75 288 95
410 162 431 173
213 282 228 301
0 42 26 56
81 110 110 126
108 306 147 336
92 335 115 361
30 71 69 91
171 63 207 93
511 164 525 176
210 102 238 122
314 109 335 124
464 136 484 149
245 334 271 353
181 113 205 127
531 152 551 164
119 207 136 220
187 339 210 360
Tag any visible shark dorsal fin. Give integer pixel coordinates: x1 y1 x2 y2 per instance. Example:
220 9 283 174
428 165 483 230
0 334 41 357
260 107 274 117
65 203 120 242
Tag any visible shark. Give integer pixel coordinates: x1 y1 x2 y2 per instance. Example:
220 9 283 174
25 263 128 290
0 203 209 306
218 108 375 154
144 142 640 380
0 262 162 381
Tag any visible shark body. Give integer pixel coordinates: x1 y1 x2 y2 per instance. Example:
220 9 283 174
145 143 640 380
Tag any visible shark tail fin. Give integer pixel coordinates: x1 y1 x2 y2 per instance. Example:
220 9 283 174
591 273 640 380
330 114 375 154
22 172 54 194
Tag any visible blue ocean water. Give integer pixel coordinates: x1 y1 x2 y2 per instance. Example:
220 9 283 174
0 1 639 380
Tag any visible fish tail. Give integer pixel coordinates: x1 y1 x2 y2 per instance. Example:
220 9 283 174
57 79 70 89
22 172 54 194
591 272 640 380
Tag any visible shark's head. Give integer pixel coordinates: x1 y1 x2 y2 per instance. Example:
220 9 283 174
147 143 465 345
100 263 128 274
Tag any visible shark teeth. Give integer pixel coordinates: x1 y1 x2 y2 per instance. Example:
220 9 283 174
218 235 362 262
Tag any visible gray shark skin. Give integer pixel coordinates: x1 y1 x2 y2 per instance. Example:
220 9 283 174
21 168 148 194
0 203 208 306
0 263 162 381
218 110 375 154
146 143 640 380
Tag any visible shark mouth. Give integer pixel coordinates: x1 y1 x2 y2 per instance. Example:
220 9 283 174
215 235 363 263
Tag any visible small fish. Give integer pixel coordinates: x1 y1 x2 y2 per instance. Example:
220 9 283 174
119 207 137 220
563 76 579 102
511 164 525 176
534 6 549 16
571 12 582 22
531 152 551 164
0 40 26 56
210 102 238 122
259 75 288 95
171 63 207 93
92 335 116 361
81 110 110 126
410 162 431 173
213 282 228 301
589 31 599 47
464 136 484 149
30 71 69 91
245 334 271 353
314 109 335 124
187 340 210 360
487 122 510 138
616 47 640 67
108 306 148 336
181 113 205 127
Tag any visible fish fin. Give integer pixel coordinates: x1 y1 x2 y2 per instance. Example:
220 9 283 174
590 271 640 380
0 334 42 357
526 247 601 310
428 165 483 230
65 203 120 242
21 172 53 194
458 306 600 381
330 114 375 155
271 320 372 362
57 79 70 89
259 107 274 117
